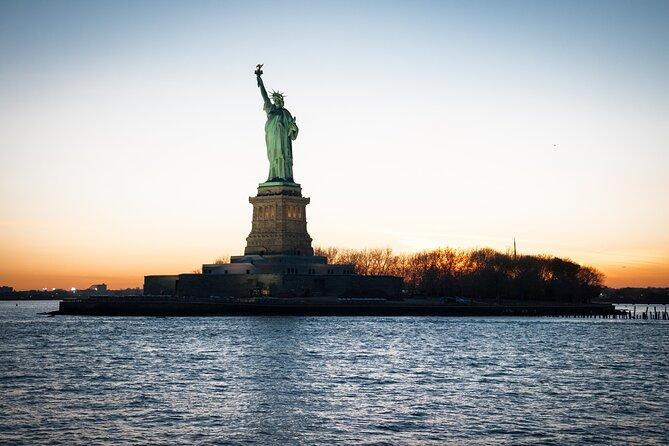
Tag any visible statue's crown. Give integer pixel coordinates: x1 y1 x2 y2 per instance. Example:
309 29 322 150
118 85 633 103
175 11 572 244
270 90 285 100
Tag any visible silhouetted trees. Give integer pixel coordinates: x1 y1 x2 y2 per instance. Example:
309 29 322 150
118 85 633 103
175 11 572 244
214 255 231 265
315 246 604 303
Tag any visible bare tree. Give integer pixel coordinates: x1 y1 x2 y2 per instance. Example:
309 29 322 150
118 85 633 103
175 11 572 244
214 255 231 265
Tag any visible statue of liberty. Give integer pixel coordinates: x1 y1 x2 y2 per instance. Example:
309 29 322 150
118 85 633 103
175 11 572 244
255 65 299 182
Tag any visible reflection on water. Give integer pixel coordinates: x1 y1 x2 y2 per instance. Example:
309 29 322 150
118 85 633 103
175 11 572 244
1 301 667 445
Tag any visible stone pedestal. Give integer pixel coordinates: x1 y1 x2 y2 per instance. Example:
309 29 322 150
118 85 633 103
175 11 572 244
244 182 314 256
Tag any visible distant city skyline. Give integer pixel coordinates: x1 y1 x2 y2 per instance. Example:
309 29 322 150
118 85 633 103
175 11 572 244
1 0 667 289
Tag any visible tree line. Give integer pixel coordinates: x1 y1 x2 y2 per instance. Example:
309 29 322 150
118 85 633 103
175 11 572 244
314 246 604 303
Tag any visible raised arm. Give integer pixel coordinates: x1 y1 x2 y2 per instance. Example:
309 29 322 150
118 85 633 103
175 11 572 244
257 75 271 108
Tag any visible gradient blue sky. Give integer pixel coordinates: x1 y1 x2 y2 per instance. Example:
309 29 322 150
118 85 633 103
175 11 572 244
1 0 668 289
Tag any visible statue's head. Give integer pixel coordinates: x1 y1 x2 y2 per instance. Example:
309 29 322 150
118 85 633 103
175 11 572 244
271 91 284 108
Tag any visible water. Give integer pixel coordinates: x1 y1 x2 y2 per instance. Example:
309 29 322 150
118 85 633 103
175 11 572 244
1 301 667 445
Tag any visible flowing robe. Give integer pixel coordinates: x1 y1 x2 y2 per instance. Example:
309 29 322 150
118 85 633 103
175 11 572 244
264 102 298 181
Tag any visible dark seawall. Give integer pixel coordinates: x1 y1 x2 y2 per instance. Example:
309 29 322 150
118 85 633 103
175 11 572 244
55 297 622 317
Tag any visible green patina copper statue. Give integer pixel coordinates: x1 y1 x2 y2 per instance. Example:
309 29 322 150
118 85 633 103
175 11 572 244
255 64 299 183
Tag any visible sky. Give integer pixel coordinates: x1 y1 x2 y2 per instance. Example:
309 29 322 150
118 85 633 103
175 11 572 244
0 0 667 290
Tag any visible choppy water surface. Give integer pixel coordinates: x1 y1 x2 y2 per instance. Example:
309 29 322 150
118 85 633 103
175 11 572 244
1 301 667 445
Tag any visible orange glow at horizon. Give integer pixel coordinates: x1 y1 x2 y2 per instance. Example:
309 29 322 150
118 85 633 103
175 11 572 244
1 220 667 290
2 257 668 291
